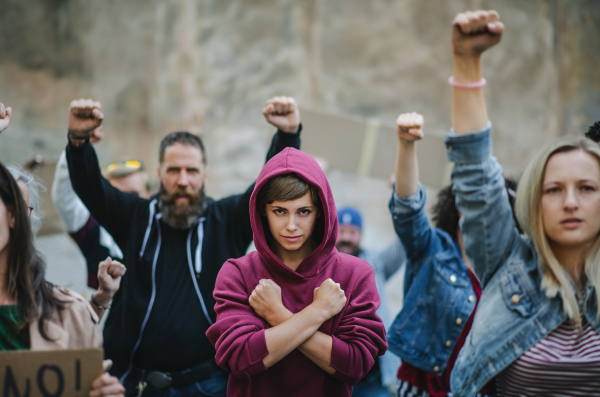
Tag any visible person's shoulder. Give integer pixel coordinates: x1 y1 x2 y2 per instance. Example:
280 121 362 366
53 287 99 325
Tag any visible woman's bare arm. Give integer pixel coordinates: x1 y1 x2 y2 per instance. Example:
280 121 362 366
451 10 504 134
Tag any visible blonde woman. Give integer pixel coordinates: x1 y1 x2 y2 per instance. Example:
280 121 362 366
446 10 600 397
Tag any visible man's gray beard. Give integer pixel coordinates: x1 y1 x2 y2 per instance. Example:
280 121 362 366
159 186 206 229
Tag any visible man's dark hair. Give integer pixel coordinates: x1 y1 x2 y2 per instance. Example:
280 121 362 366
431 176 521 241
159 132 206 164
585 121 600 143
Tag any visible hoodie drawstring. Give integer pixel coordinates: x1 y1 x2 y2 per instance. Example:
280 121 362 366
186 218 213 325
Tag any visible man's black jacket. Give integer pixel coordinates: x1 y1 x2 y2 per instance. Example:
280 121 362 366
66 128 301 378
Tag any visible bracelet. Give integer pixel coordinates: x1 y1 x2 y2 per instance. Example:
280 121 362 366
91 294 111 311
448 76 487 89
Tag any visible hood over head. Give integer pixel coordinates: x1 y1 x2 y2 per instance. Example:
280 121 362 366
250 148 338 279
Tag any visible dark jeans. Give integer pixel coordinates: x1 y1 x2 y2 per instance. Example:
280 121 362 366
124 369 228 397
351 367 390 397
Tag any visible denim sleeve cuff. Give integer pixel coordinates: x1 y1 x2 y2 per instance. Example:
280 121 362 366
389 183 426 215
445 121 492 163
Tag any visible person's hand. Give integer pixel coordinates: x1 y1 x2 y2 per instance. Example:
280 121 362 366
311 278 347 320
0 102 12 133
396 112 424 142
97 257 126 295
94 258 126 309
89 126 104 144
68 99 104 138
262 96 300 133
249 279 293 326
89 372 125 397
452 10 504 58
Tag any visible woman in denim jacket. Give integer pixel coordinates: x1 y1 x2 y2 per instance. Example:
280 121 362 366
448 10 600 396
387 112 516 397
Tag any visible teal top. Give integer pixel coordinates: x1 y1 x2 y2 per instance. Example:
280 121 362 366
0 305 30 350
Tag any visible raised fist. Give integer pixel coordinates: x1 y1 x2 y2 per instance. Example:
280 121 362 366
97 257 126 296
249 279 292 326
68 99 104 138
396 112 424 142
312 278 346 320
262 96 300 133
452 10 504 57
0 102 13 134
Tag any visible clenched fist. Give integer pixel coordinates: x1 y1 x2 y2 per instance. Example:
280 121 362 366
312 278 347 320
97 257 126 296
0 102 12 134
263 96 300 133
452 10 504 57
397 112 424 142
68 99 104 138
249 279 292 326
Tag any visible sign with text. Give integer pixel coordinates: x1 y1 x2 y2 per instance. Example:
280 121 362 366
0 348 103 397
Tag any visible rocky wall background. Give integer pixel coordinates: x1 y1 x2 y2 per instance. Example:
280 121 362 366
0 0 598 245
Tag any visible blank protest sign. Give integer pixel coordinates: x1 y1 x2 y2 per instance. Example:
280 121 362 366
299 107 449 188
0 348 102 397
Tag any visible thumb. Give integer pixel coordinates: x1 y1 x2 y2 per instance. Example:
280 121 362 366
92 108 104 120
262 104 274 116
102 359 113 373
6 107 12 119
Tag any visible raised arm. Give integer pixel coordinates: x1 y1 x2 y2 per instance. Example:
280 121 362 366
451 10 502 134
216 97 303 254
390 113 444 263
65 99 146 247
447 11 519 285
394 112 423 198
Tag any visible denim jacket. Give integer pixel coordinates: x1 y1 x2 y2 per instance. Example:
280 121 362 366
387 185 476 375
446 123 600 397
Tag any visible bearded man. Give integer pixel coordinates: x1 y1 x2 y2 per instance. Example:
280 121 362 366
65 97 302 397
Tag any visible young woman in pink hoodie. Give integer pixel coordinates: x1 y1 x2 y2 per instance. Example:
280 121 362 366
206 147 388 397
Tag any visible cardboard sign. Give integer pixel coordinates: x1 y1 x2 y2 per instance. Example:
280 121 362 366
299 107 450 188
0 348 103 397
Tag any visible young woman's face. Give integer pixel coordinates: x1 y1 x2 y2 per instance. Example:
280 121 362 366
265 192 319 254
541 150 600 251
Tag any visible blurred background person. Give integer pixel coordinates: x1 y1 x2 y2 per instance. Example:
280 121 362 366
336 206 404 397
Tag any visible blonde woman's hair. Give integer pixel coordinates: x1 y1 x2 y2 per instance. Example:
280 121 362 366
516 136 600 325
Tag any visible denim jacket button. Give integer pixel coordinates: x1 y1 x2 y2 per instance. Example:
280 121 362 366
511 294 521 304
456 318 462 325
450 275 457 283
433 366 440 372
468 295 475 302
445 340 452 347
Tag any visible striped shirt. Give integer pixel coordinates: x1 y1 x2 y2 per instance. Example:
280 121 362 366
497 315 600 396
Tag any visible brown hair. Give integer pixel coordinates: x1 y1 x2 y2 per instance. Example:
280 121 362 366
0 162 66 340
257 173 321 214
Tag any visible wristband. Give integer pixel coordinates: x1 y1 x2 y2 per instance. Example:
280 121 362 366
448 76 487 89
91 293 111 311
67 131 89 147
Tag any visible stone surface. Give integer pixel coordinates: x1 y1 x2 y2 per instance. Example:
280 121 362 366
1 0 599 319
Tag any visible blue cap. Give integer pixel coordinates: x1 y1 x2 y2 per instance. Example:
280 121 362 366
337 207 362 229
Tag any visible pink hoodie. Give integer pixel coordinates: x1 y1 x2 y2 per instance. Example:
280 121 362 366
206 148 388 397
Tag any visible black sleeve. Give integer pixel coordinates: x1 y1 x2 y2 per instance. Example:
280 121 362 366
221 126 303 253
65 138 147 249
265 124 302 162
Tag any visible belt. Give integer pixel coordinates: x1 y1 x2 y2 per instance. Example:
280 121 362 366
129 359 221 389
